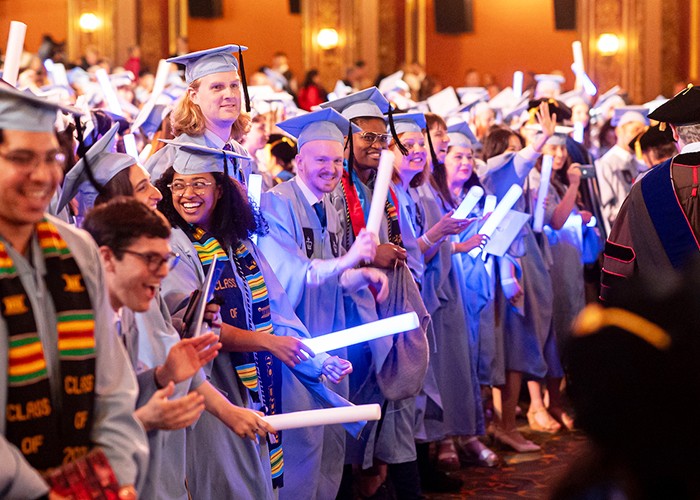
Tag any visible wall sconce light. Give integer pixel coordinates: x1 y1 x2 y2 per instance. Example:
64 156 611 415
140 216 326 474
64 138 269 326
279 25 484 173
596 33 620 56
317 28 339 50
79 13 101 33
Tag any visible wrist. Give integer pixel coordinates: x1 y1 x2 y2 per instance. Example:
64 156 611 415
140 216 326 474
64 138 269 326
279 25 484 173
154 365 167 389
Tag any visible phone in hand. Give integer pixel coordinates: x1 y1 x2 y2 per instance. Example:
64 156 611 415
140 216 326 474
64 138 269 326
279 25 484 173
578 165 596 179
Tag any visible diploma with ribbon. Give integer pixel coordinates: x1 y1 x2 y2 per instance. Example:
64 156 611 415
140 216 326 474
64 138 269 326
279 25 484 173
301 312 419 355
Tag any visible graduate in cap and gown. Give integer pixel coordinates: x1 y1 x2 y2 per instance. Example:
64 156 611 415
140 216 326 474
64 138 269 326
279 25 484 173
145 45 256 186
155 141 356 498
601 85 700 303
0 82 147 499
258 108 388 499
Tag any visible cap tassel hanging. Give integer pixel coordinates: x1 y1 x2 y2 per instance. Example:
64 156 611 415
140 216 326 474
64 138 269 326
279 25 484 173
74 117 106 197
346 123 356 180
238 46 251 113
387 105 408 156
425 125 441 168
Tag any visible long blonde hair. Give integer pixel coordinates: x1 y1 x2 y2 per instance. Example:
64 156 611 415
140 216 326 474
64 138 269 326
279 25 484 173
171 79 251 140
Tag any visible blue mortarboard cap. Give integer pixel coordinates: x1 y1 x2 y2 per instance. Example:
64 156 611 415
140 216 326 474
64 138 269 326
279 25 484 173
277 108 360 151
390 112 426 135
0 85 81 133
160 139 251 175
319 86 390 120
167 44 248 85
67 67 90 87
56 123 135 212
446 121 479 148
611 106 649 127
133 100 170 139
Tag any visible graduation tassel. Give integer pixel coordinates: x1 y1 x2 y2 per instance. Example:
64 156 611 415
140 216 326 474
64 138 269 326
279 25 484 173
74 116 106 198
425 125 441 170
387 104 409 156
346 123 356 180
238 46 251 113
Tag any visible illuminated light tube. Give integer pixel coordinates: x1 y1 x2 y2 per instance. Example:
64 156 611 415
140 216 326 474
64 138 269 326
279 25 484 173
95 68 123 115
247 174 263 245
365 150 395 238
262 404 381 431
512 71 524 99
532 155 553 233
483 194 497 215
3 21 27 87
302 312 419 355
452 186 484 219
123 134 139 162
468 184 523 257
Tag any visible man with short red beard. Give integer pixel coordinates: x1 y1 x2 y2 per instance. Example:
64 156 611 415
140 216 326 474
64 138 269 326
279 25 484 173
258 107 388 500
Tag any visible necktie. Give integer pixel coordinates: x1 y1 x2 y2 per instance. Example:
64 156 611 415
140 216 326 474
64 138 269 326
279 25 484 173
223 143 246 187
313 201 327 228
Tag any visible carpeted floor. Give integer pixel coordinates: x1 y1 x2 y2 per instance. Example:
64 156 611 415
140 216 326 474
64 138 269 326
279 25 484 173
425 424 589 499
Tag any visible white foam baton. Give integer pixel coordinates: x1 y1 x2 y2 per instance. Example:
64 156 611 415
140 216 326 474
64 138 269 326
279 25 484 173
573 122 585 144
3 21 27 87
532 155 553 233
95 68 123 115
262 404 381 431
483 194 497 215
468 184 523 257
452 186 484 219
512 71 524 99
301 312 419 355
365 150 395 239
123 134 140 162
247 174 263 244
571 42 597 96
138 143 153 165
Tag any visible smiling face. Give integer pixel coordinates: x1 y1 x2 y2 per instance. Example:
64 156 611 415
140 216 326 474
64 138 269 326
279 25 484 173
128 164 162 211
392 131 427 184
297 140 345 198
189 70 242 130
170 172 221 230
543 143 568 171
351 117 388 172
0 129 63 241
103 236 171 312
444 145 475 191
428 122 449 164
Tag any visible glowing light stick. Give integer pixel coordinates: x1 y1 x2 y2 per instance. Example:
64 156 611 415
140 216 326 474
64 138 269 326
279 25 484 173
138 144 153 165
247 174 263 244
512 71 524 99
3 21 27 87
123 134 139 162
95 68 123 115
452 186 484 219
262 404 381 431
468 184 523 257
365 150 395 238
532 155 553 233
301 312 419 355
483 194 497 215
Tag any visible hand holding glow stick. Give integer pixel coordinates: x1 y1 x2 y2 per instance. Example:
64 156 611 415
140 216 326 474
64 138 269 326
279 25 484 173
302 312 419 355
95 68 123 115
452 186 484 219
365 150 395 238
468 185 523 257
3 21 27 87
262 404 381 431
533 155 553 233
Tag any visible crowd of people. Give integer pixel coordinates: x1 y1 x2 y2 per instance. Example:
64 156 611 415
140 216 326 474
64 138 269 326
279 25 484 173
1 32 697 499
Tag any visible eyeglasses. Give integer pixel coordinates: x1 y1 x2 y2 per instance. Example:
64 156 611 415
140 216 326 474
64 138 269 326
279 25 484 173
167 181 214 196
121 250 180 272
0 149 66 171
358 132 391 146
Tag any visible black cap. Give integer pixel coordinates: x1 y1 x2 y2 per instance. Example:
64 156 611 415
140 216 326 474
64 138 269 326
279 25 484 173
627 123 676 154
527 98 572 123
647 84 700 126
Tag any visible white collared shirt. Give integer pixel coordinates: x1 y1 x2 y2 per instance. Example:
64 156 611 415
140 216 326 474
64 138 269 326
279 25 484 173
295 175 323 206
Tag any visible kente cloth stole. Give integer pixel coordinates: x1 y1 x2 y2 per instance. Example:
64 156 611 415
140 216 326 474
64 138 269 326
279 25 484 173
386 187 404 248
2 219 96 471
189 228 284 487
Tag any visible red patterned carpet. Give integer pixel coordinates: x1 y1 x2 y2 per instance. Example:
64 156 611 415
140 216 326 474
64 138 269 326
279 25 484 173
425 425 589 499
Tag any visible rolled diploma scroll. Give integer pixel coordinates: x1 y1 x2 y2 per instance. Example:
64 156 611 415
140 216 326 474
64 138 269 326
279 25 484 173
247 174 263 244
365 150 395 238
262 404 381 431
512 71 524 99
483 194 497 215
468 184 523 257
3 21 27 87
95 68 123 115
532 155 553 233
302 312 419 355
452 186 484 219
123 134 139 162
